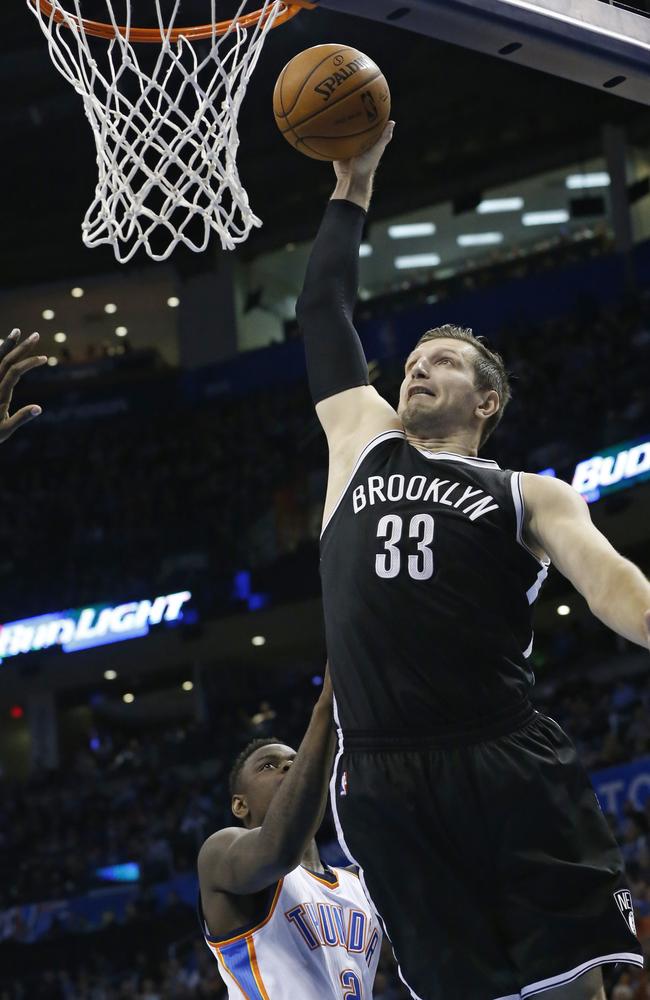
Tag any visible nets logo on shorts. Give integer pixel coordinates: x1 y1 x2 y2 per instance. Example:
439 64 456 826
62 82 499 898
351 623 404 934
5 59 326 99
614 890 637 935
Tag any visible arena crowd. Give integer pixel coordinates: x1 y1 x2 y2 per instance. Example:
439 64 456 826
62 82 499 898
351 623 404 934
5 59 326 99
1 290 648 626
1 664 649 997
1 280 649 997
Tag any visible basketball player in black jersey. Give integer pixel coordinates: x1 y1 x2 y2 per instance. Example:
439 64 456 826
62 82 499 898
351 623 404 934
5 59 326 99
297 123 649 1000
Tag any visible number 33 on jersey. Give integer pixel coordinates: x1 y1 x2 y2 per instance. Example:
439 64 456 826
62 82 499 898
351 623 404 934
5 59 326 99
320 431 550 734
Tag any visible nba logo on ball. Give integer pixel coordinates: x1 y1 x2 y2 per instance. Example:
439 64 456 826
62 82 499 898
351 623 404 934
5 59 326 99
614 890 637 934
340 770 349 796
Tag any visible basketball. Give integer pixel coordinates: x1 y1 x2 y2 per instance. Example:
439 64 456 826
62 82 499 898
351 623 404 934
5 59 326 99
273 44 391 161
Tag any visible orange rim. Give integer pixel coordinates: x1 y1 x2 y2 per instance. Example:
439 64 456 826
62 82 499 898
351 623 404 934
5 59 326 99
30 0 315 42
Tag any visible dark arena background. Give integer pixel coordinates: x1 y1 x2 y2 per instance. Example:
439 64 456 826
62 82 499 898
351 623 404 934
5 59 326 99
1 1 649 997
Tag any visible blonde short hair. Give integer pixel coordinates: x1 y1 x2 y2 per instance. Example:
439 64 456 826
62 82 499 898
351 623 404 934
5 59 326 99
415 324 511 446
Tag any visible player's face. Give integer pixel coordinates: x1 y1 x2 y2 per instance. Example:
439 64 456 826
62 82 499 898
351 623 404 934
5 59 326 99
397 339 487 440
234 743 296 828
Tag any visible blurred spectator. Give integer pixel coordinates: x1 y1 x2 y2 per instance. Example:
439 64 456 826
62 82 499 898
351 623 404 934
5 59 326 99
0 289 648 625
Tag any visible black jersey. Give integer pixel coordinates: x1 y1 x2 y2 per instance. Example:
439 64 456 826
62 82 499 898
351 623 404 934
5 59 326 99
320 430 550 735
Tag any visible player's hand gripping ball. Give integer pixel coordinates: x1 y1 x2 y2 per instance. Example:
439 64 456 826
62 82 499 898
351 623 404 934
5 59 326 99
273 44 391 161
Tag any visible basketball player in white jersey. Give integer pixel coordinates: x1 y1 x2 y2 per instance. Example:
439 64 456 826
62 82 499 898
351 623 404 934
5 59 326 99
197 670 382 999
0 328 47 441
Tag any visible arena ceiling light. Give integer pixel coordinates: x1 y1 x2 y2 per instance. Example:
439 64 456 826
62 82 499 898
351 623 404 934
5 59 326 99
522 210 570 226
71 287 84 298
557 605 571 616
251 635 266 647
123 692 135 703
54 332 67 343
167 296 180 308
47 357 58 367
565 172 610 190
104 303 117 314
182 680 193 692
104 669 117 680
394 253 441 270
42 309 55 320
477 197 524 214
359 243 373 257
115 326 128 337
457 232 504 247
388 222 436 239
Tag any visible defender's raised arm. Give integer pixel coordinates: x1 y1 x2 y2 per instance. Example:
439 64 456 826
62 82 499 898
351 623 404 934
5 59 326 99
198 671 335 897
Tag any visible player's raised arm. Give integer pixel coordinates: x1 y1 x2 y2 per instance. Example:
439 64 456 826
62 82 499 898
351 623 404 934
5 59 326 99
0 329 47 442
296 122 402 452
198 671 335 897
522 472 650 650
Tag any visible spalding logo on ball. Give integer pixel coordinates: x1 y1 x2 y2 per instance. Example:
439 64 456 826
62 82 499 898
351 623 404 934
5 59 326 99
273 44 391 161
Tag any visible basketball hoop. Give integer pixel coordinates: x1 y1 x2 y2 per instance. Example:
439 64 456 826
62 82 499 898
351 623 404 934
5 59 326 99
27 0 314 262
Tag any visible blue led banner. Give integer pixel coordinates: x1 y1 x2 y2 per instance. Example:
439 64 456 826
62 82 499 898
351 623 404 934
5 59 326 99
95 863 140 883
0 591 191 661
571 436 650 503
540 435 650 504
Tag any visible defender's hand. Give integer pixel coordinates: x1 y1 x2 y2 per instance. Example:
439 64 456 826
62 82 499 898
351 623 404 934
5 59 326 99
333 120 395 186
0 329 47 443
645 610 650 652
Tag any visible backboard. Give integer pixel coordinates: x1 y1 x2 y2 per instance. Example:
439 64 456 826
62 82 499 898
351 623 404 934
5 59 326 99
314 0 650 106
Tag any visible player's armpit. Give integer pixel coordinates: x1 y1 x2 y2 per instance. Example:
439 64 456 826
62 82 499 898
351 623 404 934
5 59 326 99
522 474 610 604
198 826 292 897
316 384 402 449
522 472 650 647
319 391 403 529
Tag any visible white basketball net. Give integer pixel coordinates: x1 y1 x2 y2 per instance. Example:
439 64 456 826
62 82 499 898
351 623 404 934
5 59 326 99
28 0 285 262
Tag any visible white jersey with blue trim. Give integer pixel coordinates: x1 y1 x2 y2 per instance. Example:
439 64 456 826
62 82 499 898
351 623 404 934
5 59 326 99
201 865 381 999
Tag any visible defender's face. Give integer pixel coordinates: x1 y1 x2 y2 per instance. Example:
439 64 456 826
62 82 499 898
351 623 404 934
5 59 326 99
397 338 483 437
234 743 296 827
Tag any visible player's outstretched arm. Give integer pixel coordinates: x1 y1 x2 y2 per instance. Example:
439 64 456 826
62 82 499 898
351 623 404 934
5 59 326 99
0 329 47 442
296 122 401 455
198 672 336 896
522 473 650 650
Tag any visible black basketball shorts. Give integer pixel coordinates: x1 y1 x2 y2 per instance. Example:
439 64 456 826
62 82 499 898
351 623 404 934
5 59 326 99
330 707 643 1000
